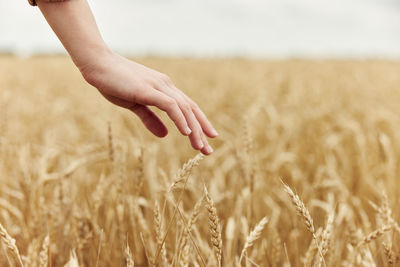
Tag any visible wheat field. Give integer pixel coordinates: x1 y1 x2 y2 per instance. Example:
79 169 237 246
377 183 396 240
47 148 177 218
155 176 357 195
1 55 400 266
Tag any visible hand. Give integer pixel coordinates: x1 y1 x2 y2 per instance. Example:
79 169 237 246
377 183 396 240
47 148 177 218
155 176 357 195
80 51 218 155
36 0 217 154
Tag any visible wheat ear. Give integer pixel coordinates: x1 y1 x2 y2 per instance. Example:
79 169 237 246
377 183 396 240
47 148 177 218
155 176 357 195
204 186 223 267
239 216 268 263
154 155 202 265
0 223 24 267
125 242 134 267
153 201 168 266
382 242 394 267
180 196 203 250
180 244 190 267
321 212 334 256
271 230 282 267
357 225 391 247
169 154 204 191
64 249 80 267
282 182 326 267
282 183 315 234
177 196 203 264
39 235 49 267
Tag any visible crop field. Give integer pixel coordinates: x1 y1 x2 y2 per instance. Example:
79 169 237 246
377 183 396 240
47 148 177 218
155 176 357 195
1 55 400 266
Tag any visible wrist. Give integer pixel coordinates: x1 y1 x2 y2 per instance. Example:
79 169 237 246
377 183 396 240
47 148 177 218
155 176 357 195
75 45 114 84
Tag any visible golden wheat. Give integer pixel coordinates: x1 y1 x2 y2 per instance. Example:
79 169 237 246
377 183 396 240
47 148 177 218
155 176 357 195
239 216 268 263
1 56 400 266
204 186 223 267
0 223 24 267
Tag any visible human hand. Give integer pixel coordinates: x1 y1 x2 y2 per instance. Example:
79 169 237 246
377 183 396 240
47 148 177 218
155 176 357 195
80 51 218 155
36 0 217 154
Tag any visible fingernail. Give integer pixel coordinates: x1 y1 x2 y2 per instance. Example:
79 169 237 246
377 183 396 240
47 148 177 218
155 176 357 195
198 140 204 149
211 128 219 136
185 127 192 135
206 145 213 154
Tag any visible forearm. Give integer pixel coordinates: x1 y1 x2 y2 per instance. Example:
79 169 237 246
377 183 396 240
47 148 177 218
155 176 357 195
37 0 111 72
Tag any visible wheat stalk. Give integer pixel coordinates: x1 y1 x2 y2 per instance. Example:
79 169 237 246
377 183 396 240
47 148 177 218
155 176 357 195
271 230 281 267
180 196 203 250
369 197 400 234
125 242 134 267
0 223 24 267
154 155 203 265
64 249 79 267
39 235 49 267
107 121 114 163
282 181 326 267
381 191 391 225
176 196 203 264
204 186 222 267
382 242 394 267
168 154 204 191
303 235 318 266
6 55 400 267
239 216 268 263
321 212 334 256
136 148 144 192
282 182 315 234
180 244 190 267
357 225 391 247
153 201 168 266
24 238 39 267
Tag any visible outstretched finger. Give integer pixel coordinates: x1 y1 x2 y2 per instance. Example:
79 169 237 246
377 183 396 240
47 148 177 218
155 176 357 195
199 131 213 155
136 89 192 136
173 88 218 138
158 86 209 152
185 106 208 151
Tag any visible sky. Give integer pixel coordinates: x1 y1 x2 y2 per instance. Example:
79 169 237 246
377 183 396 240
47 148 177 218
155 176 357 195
1 0 399 58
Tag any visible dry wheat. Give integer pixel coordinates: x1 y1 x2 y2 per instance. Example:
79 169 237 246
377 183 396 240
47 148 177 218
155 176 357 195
239 216 268 263
1 57 400 266
204 186 222 267
0 223 24 267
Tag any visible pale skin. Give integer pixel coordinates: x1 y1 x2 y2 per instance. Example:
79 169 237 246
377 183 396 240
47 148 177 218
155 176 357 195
37 0 218 155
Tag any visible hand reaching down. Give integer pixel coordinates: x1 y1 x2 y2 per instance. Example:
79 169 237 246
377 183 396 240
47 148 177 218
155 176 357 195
37 0 217 155
81 52 218 155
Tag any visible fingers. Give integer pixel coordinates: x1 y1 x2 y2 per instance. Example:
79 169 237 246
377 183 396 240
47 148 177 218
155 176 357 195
130 104 168 138
132 75 217 155
185 105 208 151
174 88 218 138
158 86 214 155
136 89 192 137
199 131 213 155
100 93 169 138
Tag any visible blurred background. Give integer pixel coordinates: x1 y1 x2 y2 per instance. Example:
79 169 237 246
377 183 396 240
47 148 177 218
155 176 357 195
1 0 399 58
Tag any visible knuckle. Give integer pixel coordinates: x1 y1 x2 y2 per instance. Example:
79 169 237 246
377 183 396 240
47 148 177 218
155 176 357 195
188 99 199 109
150 78 163 88
180 102 191 112
165 97 176 106
193 129 202 138
160 74 172 83
192 102 200 110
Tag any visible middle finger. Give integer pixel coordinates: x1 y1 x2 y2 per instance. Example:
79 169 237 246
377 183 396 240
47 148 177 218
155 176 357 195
157 85 212 154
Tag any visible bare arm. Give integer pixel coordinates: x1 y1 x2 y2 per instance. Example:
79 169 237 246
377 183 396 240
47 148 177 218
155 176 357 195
37 0 217 155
